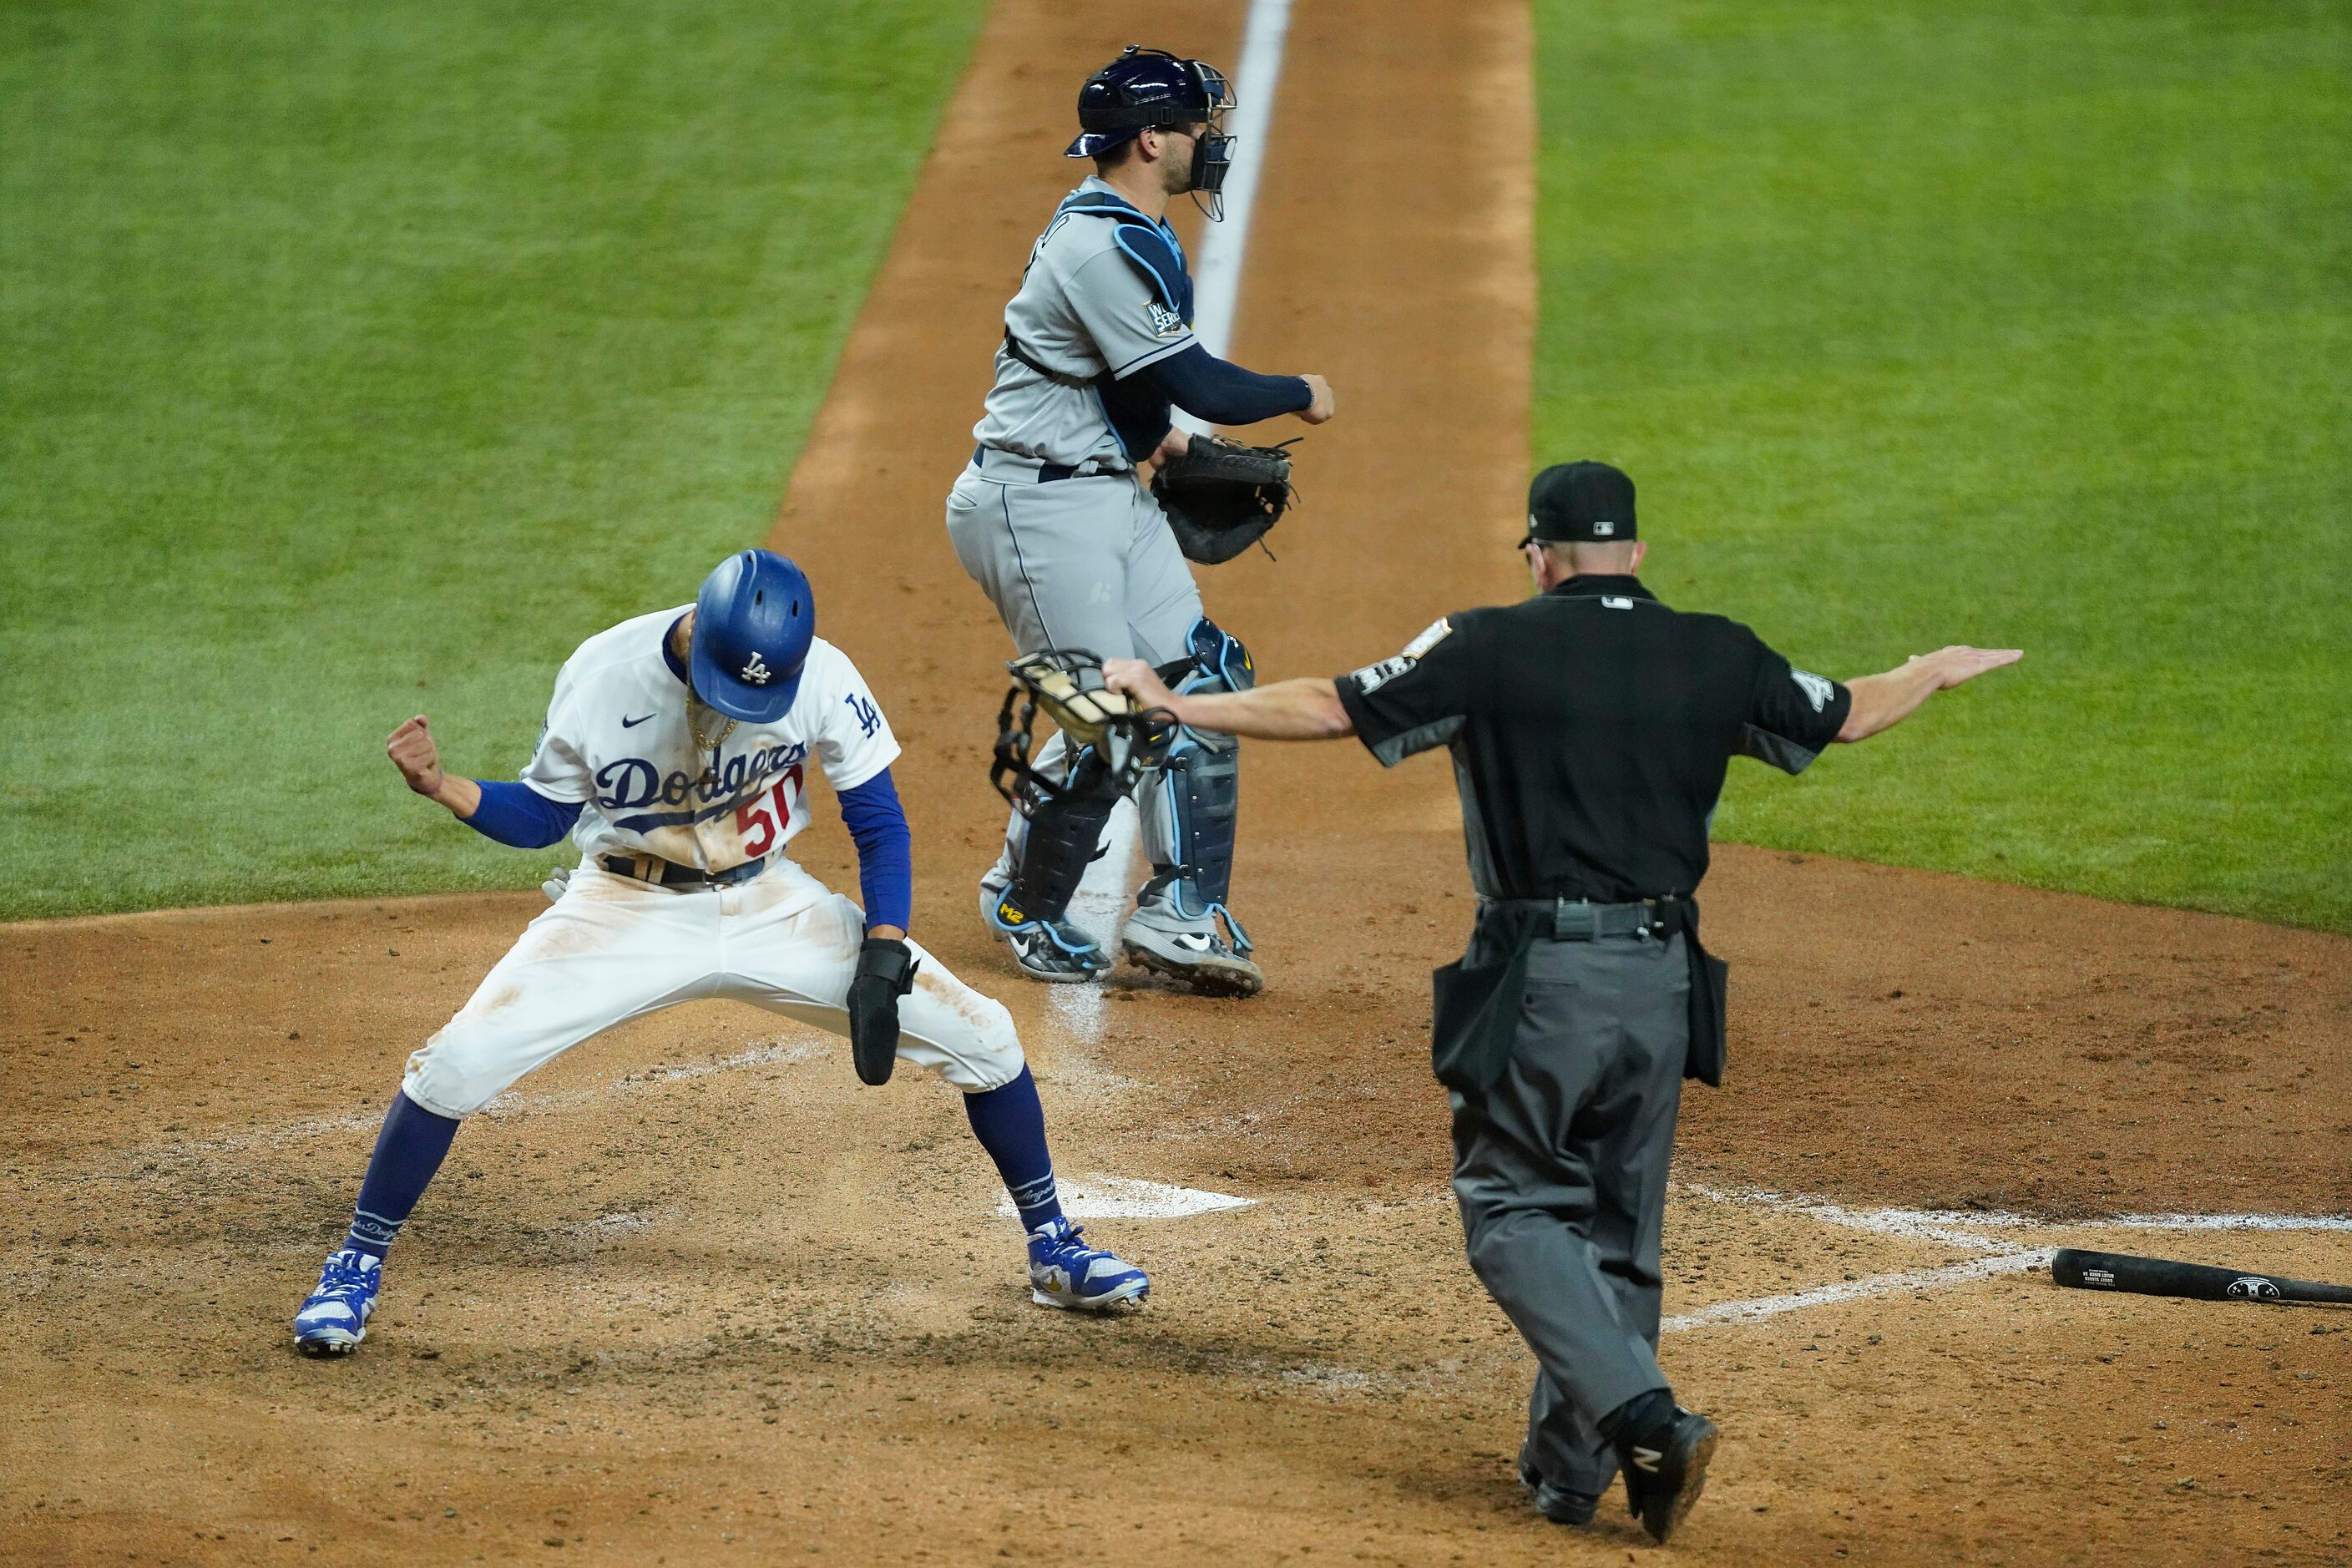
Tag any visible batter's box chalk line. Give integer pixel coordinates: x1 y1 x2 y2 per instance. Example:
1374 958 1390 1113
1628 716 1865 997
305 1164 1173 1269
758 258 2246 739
999 1176 1256 1221
1661 1182 2352 1333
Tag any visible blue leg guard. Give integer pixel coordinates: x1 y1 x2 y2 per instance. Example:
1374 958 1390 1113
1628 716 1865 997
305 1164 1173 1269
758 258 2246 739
1136 617 1254 954
1001 745 1122 929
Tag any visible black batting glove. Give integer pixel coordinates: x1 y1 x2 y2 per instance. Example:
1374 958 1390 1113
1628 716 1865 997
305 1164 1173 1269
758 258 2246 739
847 935 918 1086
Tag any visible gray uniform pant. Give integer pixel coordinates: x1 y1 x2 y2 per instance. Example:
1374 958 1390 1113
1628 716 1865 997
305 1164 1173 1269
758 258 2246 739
945 465 1202 663
1449 930 1688 1496
945 463 1211 909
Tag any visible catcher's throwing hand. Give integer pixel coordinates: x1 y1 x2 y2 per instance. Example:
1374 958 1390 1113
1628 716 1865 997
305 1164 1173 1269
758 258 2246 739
846 934 919 1086
1299 374 1335 425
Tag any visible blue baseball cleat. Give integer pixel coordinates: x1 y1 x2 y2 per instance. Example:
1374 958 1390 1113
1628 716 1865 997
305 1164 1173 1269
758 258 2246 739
1025 1216 1149 1313
293 1248 382 1356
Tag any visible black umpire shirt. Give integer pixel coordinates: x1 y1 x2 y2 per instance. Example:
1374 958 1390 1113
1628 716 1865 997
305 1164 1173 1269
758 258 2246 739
1332 574 1854 904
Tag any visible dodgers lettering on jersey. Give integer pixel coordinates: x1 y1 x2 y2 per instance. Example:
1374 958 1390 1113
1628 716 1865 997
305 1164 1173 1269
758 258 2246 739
974 177 1196 468
520 608 899 873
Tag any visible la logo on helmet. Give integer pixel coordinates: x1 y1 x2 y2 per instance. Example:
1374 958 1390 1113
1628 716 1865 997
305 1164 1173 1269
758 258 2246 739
741 652 771 685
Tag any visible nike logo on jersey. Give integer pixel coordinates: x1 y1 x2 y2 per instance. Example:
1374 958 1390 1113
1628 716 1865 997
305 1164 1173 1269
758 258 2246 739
621 713 655 728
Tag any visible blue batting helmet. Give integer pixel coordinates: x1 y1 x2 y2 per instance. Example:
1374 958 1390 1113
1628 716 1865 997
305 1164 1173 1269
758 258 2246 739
689 549 814 723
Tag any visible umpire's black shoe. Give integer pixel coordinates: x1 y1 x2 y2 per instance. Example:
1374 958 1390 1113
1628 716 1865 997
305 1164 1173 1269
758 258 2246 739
1516 1457 1599 1527
1618 1406 1718 1545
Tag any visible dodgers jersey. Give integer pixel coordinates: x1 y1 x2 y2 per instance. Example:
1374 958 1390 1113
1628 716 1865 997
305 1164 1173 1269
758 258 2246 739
974 177 1196 468
520 608 899 873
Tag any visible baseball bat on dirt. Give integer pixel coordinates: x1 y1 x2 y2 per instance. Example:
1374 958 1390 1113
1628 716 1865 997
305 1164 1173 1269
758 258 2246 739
2051 1247 2352 1306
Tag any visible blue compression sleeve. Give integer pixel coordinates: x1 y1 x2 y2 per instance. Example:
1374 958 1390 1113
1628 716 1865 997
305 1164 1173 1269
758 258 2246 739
964 1065 1063 1232
837 767 913 931
346 1090 461 1258
1139 343 1311 427
461 780 583 848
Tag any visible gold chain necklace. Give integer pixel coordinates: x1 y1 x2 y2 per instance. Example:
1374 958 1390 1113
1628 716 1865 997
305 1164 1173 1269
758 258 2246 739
686 698 736 756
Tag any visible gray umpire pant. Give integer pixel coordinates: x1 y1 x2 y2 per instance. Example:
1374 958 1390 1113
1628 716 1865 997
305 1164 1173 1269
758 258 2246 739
1449 929 1689 1497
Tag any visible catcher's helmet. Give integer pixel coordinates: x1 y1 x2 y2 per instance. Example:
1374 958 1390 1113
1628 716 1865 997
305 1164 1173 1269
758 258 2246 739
689 549 814 723
1067 46 1234 204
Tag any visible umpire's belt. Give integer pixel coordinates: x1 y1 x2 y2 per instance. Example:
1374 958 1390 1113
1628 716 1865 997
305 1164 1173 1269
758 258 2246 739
599 852 770 890
1435 893 1726 1095
970 444 1130 484
1481 895 1682 943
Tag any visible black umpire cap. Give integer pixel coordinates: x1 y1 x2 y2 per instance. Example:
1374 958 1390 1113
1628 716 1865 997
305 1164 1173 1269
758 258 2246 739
1522 461 1636 546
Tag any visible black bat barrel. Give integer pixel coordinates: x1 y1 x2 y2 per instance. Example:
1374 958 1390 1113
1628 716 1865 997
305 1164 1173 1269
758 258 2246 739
2052 1247 2352 1305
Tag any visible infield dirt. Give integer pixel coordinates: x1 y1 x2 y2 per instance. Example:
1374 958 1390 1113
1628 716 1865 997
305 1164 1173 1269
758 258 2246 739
5 2 2347 1564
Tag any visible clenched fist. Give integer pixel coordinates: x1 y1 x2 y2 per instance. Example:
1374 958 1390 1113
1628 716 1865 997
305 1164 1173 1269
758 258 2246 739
387 715 482 819
1299 374 1336 425
387 716 444 797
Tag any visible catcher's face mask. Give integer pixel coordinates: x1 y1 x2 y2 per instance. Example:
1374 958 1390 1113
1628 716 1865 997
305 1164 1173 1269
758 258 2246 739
990 650 1177 812
1178 59 1234 219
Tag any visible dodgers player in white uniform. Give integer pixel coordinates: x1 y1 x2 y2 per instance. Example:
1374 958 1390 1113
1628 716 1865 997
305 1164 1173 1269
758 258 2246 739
292 551 1149 1355
944 48 1334 999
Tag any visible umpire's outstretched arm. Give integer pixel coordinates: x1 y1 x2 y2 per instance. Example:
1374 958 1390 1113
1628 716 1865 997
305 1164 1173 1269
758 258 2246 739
1834 646 2021 740
1107 664 1354 740
1104 645 2021 745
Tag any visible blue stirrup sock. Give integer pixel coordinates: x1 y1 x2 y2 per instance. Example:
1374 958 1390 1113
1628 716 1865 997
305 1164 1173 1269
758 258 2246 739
344 1091 461 1259
962 1065 1064 1232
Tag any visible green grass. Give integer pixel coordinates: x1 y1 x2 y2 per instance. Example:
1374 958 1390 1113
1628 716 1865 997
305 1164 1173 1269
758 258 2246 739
0 0 983 920
1533 0 2351 931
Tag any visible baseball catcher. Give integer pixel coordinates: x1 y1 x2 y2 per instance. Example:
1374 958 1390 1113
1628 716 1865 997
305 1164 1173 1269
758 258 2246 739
942 44 1335 998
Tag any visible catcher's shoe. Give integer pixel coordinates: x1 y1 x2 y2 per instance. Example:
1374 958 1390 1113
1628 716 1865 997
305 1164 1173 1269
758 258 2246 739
1621 1407 1718 1545
1120 901 1262 999
1025 1217 1150 1313
293 1247 382 1357
979 883 1110 983
1516 1456 1601 1527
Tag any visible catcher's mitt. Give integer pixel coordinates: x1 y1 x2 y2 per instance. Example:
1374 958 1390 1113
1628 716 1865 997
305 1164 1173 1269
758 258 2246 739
990 649 1177 812
1151 433 1296 564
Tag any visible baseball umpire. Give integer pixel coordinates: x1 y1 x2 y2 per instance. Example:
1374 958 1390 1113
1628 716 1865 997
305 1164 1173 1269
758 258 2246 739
1105 461 2021 1543
944 45 1335 997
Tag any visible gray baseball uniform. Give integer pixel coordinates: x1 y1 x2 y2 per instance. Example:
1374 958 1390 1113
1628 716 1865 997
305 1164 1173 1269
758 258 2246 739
948 175 1205 665
946 178 1253 983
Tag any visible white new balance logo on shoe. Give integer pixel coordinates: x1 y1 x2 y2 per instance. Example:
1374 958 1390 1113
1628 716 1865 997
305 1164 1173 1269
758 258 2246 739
1631 1446 1662 1473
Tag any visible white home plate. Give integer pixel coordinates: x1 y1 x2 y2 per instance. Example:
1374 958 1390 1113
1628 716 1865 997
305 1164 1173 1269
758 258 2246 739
1001 1175 1254 1220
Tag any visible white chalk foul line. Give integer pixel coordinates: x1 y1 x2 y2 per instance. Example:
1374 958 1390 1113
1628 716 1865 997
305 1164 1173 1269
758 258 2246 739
1662 1249 2051 1333
1663 1183 2352 1333
1186 0 1292 365
1684 1183 2352 1240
